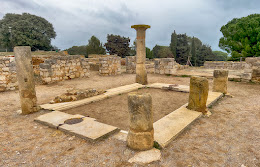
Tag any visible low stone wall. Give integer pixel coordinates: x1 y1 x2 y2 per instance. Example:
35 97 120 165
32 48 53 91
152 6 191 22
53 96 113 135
243 57 260 82
0 57 17 91
32 55 52 75
204 61 250 70
154 58 177 75
126 56 155 74
126 56 136 73
39 55 90 84
204 57 260 82
99 56 121 76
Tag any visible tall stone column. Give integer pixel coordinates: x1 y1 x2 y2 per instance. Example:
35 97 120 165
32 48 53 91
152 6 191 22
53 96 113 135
131 24 150 85
213 70 228 94
14 46 39 114
127 92 154 150
187 76 209 113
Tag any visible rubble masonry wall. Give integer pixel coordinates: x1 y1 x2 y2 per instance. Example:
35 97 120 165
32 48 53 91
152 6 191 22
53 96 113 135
39 55 90 84
99 55 121 76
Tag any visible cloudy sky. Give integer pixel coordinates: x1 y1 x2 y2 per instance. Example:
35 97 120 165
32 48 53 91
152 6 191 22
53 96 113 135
1 0 259 51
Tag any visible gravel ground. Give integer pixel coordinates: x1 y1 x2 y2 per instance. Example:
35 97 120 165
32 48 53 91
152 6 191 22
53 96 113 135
63 88 189 131
0 71 259 166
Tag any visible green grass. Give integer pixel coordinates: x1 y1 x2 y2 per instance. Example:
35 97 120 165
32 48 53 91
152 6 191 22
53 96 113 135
153 141 162 150
180 75 190 78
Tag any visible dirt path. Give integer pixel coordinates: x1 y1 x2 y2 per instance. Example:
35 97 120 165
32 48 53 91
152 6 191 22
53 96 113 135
0 72 259 166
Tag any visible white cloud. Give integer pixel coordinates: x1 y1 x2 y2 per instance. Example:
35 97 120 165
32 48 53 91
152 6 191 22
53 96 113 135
1 0 259 51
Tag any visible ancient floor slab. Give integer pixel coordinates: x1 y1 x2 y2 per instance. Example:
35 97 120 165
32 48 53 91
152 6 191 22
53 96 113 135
153 104 201 148
153 91 223 148
207 91 223 107
34 111 89 128
147 83 189 92
128 148 161 164
59 117 119 141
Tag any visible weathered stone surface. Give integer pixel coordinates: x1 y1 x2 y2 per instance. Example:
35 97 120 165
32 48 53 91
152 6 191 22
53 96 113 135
34 110 88 128
127 129 154 150
52 88 105 103
251 68 260 82
127 92 154 150
132 24 150 85
213 69 229 94
14 46 39 114
99 55 121 76
154 58 177 75
59 117 119 141
39 55 90 84
154 91 223 148
187 76 209 113
154 104 202 148
136 64 148 85
128 148 161 164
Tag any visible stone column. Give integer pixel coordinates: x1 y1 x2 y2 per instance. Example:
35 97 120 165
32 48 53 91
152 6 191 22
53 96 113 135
14 46 39 114
213 70 229 94
127 92 154 150
187 76 209 113
131 24 150 85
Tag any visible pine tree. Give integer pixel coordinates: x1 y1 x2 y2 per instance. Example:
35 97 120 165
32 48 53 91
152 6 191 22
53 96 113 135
175 34 190 65
169 30 177 58
191 37 197 66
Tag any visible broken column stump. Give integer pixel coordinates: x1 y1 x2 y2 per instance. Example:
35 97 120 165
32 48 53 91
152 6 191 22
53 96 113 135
131 24 150 85
127 92 154 150
213 70 229 94
187 76 209 114
14 46 39 114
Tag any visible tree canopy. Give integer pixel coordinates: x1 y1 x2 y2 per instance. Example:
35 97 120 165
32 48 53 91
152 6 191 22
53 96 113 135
104 34 130 58
146 47 154 59
66 45 87 56
219 14 260 60
212 51 228 61
169 30 177 58
168 31 218 66
86 36 106 56
0 13 56 51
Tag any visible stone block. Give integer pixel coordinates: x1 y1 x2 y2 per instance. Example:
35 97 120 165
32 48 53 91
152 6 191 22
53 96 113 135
187 76 209 113
213 70 229 94
127 92 154 150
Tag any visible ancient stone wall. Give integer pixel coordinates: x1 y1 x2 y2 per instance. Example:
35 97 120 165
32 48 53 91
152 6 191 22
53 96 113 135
99 56 121 76
126 56 155 74
204 58 260 82
126 57 188 74
0 57 17 91
204 61 250 70
126 56 136 73
32 55 52 75
154 58 177 75
39 55 90 84
243 57 260 82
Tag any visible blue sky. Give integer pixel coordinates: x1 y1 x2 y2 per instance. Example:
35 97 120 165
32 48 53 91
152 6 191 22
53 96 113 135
1 0 259 51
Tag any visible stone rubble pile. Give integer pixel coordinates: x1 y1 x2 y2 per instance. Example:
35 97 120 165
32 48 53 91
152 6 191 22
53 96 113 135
52 88 105 103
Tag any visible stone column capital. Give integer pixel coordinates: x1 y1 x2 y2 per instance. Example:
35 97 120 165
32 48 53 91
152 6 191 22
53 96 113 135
131 24 151 30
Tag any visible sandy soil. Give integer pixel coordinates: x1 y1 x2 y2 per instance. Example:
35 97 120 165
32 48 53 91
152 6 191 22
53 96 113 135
64 88 188 131
0 71 259 166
